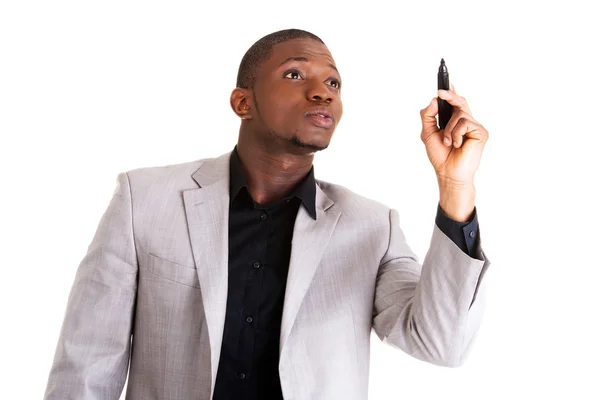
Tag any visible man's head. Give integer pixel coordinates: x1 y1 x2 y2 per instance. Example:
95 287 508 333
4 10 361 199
230 29 343 154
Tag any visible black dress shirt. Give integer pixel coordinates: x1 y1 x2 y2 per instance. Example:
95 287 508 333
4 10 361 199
212 146 479 400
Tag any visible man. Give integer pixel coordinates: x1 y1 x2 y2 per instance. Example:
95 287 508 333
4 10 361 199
44 29 490 399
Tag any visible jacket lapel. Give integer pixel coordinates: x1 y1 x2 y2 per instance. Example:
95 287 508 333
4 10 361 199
183 152 231 391
279 183 340 352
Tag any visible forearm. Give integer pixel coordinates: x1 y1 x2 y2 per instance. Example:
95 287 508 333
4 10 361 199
373 209 489 367
437 176 475 223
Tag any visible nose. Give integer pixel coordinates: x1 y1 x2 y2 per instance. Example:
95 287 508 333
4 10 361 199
306 80 333 104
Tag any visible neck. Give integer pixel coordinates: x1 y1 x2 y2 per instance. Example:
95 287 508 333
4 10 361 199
236 135 314 205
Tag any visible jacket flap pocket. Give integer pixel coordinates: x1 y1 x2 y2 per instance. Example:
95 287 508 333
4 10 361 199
147 252 200 289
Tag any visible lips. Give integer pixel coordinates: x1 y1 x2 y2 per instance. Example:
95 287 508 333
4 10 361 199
304 107 334 129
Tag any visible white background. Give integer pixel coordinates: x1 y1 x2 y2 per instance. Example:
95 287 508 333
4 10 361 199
1 0 599 398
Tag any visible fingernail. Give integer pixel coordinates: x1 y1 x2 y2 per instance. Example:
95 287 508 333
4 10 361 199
444 137 451 146
454 141 459 148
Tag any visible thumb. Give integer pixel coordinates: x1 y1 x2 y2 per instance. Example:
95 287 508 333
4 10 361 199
420 97 439 133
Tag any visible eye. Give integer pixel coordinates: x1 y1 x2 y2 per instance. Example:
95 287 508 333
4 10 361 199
284 70 302 80
328 79 341 89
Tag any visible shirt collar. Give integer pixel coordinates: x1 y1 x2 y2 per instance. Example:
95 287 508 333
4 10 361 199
229 145 317 220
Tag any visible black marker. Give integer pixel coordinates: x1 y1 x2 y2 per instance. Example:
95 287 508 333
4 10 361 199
437 58 452 130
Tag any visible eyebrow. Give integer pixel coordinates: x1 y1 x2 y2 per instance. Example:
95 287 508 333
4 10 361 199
278 56 339 73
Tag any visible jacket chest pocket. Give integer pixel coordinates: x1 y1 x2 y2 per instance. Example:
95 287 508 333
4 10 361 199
145 252 200 289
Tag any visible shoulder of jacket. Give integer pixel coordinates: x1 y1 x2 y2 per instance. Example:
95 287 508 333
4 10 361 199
122 156 214 189
316 178 392 214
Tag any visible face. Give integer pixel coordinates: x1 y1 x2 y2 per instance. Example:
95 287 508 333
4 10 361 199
235 38 343 153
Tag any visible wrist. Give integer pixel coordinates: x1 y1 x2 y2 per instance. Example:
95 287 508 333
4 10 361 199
437 175 476 222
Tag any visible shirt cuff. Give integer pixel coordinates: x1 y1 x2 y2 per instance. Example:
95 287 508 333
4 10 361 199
435 203 479 258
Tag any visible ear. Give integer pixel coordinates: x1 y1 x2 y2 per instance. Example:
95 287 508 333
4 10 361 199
230 87 253 120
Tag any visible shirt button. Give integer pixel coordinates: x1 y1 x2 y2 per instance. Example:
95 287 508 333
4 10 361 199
238 372 246 380
246 316 253 323
260 213 268 220
469 231 475 238
253 261 261 269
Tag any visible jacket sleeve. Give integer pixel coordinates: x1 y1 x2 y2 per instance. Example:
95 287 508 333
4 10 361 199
372 208 490 367
44 172 138 399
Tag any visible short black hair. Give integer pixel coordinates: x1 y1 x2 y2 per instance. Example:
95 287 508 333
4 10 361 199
236 29 324 89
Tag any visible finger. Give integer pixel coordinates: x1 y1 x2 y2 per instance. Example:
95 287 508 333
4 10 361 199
438 89 471 115
443 110 476 147
419 97 439 139
450 118 486 148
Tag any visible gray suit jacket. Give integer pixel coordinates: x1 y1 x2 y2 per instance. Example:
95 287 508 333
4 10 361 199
44 151 490 400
